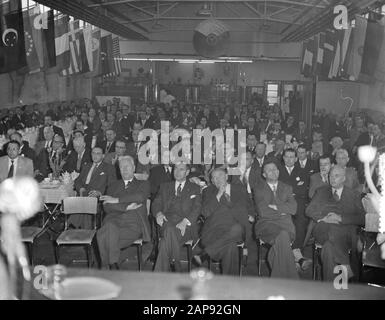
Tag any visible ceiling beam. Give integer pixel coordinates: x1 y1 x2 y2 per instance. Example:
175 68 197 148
34 0 148 40
243 2 263 17
86 0 326 9
223 2 257 29
125 2 156 16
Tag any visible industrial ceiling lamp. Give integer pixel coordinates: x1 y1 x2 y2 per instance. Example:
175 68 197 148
196 2 213 17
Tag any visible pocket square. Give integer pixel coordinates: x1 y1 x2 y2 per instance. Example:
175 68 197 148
190 195 197 199
100 172 105 175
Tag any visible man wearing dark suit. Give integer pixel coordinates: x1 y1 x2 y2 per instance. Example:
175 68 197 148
295 144 318 176
254 161 298 279
196 168 249 275
97 128 116 155
293 120 310 147
279 148 312 270
10 107 26 130
62 137 92 173
38 114 65 143
148 164 174 201
153 163 201 272
267 139 285 165
246 117 260 142
35 134 67 181
70 147 117 229
97 155 151 269
306 166 365 281
103 140 129 180
9 132 36 169
335 149 361 193
309 155 332 199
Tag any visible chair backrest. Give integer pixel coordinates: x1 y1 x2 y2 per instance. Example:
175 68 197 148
62 197 98 215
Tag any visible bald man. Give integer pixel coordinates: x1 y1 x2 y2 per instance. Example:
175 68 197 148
306 166 365 281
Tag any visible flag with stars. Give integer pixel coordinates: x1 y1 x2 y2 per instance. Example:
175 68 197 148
23 7 40 73
0 0 27 74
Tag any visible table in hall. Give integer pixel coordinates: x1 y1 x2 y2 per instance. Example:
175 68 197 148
28 268 385 300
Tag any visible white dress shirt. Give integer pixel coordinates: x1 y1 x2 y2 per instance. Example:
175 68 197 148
299 159 307 168
286 166 294 175
332 187 344 200
175 180 186 195
217 183 231 202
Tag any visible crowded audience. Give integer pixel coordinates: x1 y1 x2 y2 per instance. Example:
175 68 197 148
0 95 384 282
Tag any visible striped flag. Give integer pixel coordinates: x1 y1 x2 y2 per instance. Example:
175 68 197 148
84 27 101 76
361 18 384 78
343 15 367 81
54 15 70 72
23 7 40 73
111 35 121 76
301 37 316 78
100 31 114 77
319 30 337 79
61 20 89 76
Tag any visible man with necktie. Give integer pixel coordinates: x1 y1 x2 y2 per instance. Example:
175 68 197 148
309 155 332 199
97 129 116 155
62 137 92 173
195 168 249 275
306 166 365 281
0 140 34 183
279 148 312 271
153 163 201 272
97 156 151 269
254 161 299 279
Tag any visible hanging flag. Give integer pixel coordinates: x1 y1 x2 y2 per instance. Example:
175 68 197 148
84 28 101 77
319 30 336 79
328 30 344 79
374 17 385 82
54 15 70 72
314 32 325 75
361 18 384 78
0 0 27 74
111 35 121 77
343 15 367 81
27 7 56 71
100 31 114 77
23 7 40 74
61 20 89 76
300 37 316 78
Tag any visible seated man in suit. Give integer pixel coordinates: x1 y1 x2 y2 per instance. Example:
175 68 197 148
309 155 332 199
0 140 34 183
62 137 92 173
254 161 298 279
35 134 67 181
97 156 150 269
279 148 312 271
153 163 201 272
38 114 65 143
9 131 36 169
195 167 249 275
335 149 361 193
296 144 318 176
267 139 285 165
34 126 55 156
103 140 129 180
254 141 268 170
97 128 116 155
306 165 365 281
69 147 117 229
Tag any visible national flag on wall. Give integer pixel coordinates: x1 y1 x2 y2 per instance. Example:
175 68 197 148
23 7 40 73
361 18 384 78
54 15 70 72
301 37 316 78
84 28 101 77
61 20 89 76
374 17 385 82
111 35 121 77
314 32 325 75
100 31 114 77
0 0 27 74
25 6 56 72
343 15 367 81
319 30 337 79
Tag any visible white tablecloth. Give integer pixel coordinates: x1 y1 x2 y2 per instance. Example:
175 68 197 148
40 183 75 204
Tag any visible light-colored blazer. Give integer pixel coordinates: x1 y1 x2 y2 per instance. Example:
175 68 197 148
0 156 34 183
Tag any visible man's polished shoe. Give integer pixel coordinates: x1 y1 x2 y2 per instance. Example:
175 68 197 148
192 253 209 267
296 258 312 271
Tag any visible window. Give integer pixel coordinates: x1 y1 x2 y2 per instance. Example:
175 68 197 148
266 83 279 106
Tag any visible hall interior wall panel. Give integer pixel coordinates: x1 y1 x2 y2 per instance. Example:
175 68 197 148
0 73 92 108
315 81 362 115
